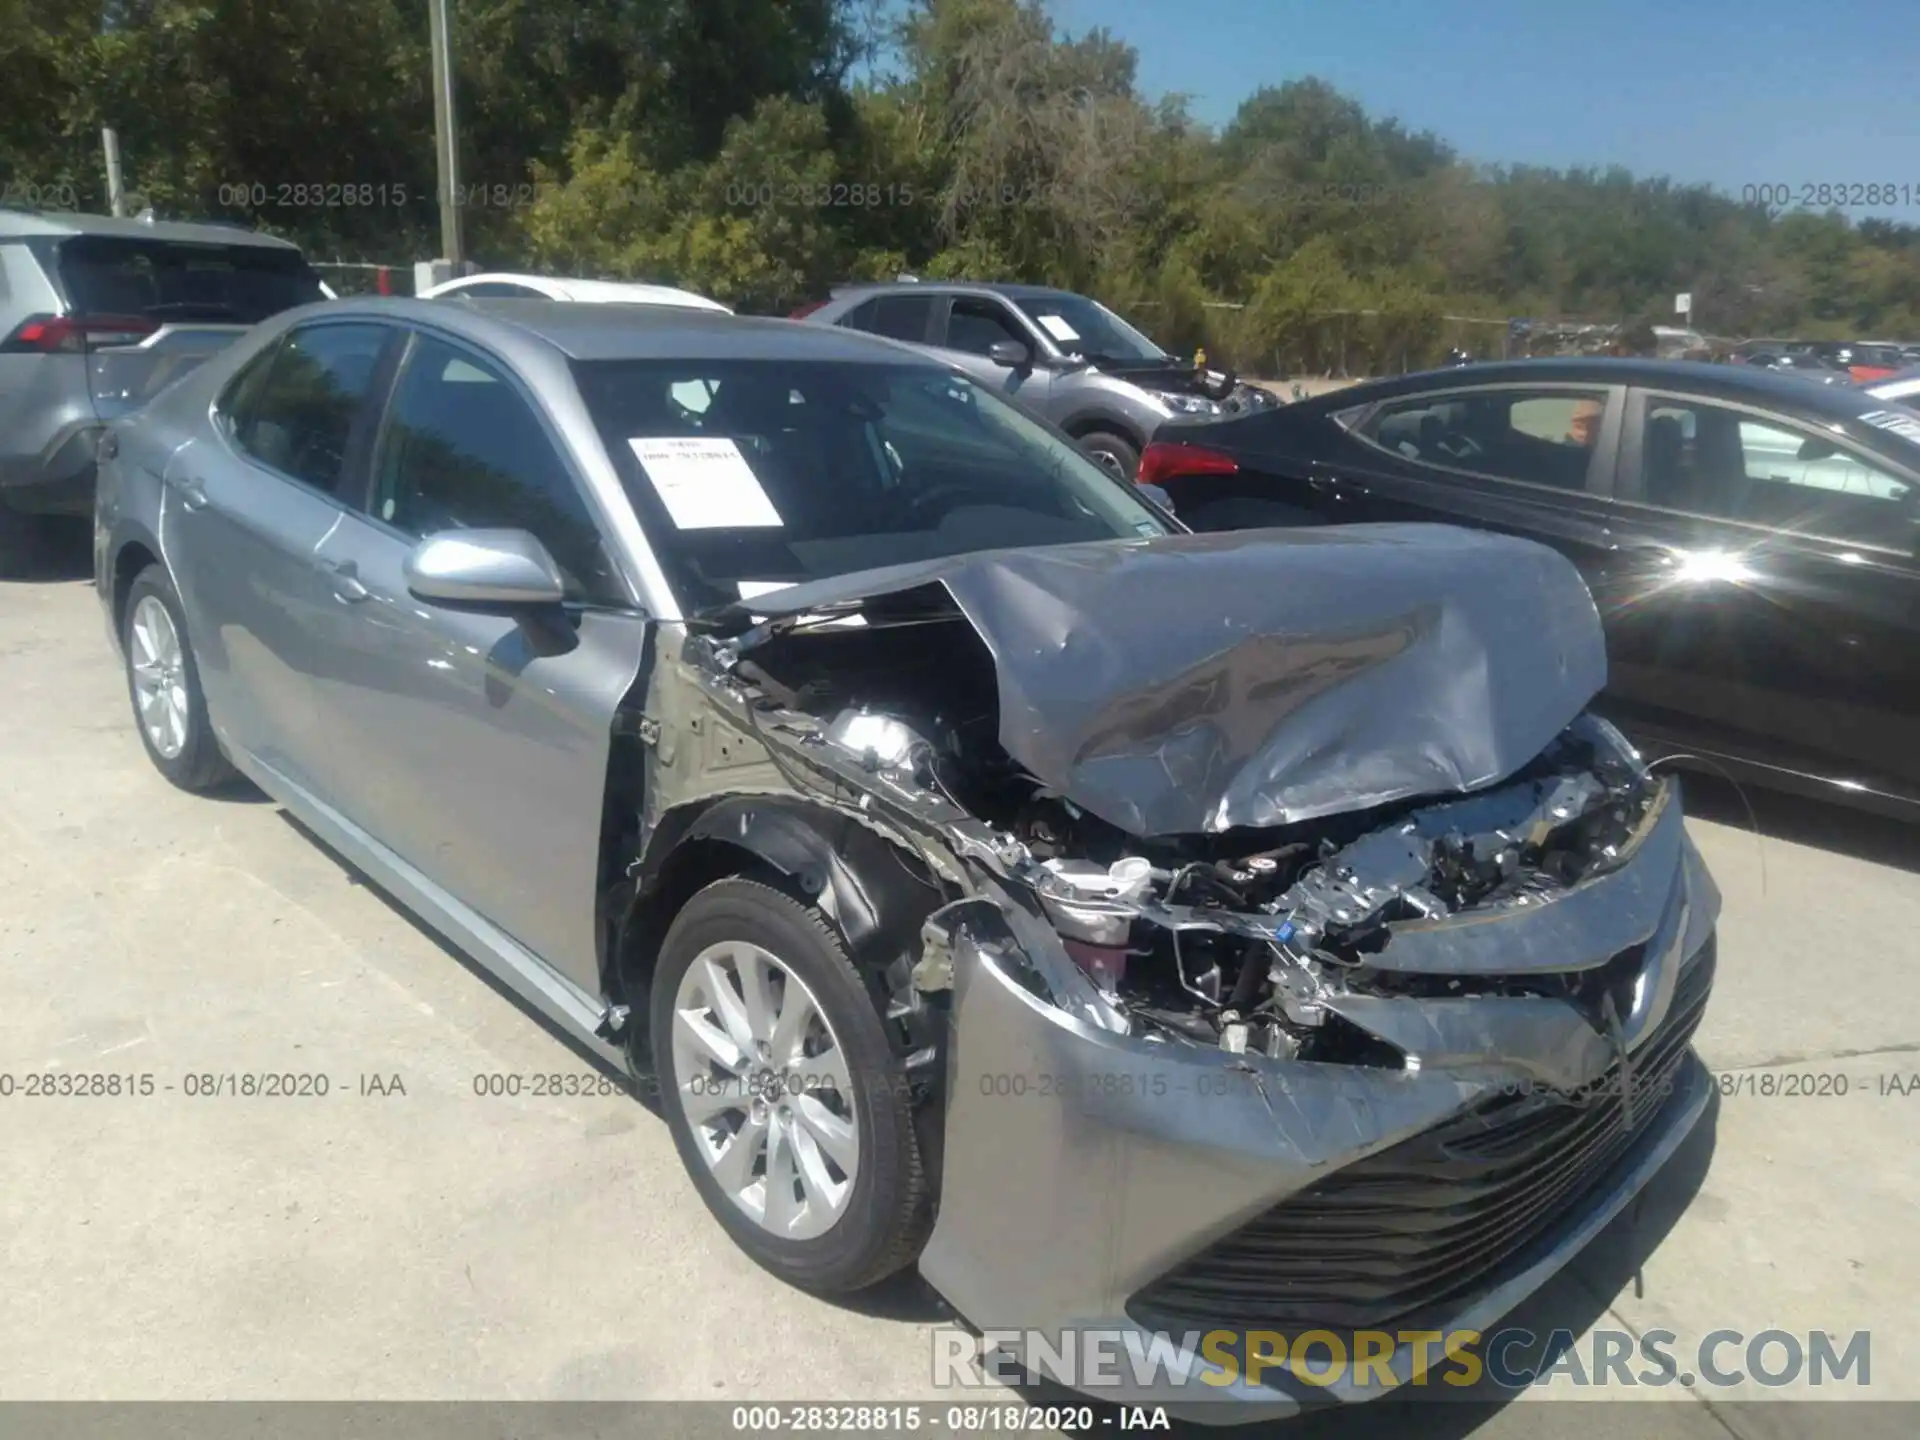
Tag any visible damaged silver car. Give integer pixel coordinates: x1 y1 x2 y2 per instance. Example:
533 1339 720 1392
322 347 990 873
96 297 1718 1420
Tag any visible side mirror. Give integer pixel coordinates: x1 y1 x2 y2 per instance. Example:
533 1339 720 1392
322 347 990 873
988 340 1031 369
1797 438 1839 461
404 529 566 610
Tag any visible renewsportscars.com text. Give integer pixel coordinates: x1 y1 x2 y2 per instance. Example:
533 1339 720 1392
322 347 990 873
933 1326 1871 1392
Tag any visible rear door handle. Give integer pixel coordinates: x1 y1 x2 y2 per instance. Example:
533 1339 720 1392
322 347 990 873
173 476 208 510
321 558 370 603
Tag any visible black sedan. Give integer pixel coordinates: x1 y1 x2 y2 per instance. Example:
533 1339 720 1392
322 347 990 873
1138 358 1920 817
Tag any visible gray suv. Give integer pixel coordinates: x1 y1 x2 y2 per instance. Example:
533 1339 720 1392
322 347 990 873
801 281 1275 478
0 208 325 559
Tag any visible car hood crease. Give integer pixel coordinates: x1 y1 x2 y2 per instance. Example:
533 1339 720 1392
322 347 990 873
725 525 1610 837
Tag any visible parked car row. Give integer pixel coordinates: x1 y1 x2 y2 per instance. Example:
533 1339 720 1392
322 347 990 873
1733 338 1915 383
67 246 1720 1420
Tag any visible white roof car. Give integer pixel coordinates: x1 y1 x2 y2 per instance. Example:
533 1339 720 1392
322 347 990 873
420 271 730 312
1863 366 1920 406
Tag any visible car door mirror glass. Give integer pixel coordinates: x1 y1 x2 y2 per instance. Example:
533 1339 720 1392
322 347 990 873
988 340 1030 368
404 529 567 609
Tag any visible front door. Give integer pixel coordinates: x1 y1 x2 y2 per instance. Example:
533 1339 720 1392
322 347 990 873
1591 388 1920 800
933 295 1055 409
307 329 647 992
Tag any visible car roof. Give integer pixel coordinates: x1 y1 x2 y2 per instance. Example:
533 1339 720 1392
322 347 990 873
429 271 729 311
832 279 1081 303
300 295 951 365
0 208 301 250
1304 357 1906 420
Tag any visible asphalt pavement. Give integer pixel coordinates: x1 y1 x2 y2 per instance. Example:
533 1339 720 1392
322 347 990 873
1 519 1914 1440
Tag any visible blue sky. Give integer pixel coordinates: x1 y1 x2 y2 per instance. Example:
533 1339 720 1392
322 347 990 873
1045 0 1920 220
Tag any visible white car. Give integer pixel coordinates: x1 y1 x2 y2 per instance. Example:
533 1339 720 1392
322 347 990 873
1862 366 1920 407
419 271 730 313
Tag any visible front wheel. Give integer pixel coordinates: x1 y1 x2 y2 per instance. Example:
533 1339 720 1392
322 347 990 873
1077 429 1141 481
650 877 932 1293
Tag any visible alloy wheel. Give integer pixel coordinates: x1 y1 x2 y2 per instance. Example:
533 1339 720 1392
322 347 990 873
669 940 860 1241
129 594 189 760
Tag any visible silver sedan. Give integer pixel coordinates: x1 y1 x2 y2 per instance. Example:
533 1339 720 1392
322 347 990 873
94 297 1718 1421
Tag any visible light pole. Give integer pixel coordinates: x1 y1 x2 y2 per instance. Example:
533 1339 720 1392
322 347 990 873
428 0 464 270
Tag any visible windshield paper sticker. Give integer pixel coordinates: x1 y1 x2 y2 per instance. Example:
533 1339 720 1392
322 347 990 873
1036 313 1081 344
1860 409 1920 446
629 437 783 530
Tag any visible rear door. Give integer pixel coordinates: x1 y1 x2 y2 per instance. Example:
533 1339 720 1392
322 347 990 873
1311 382 1625 554
1592 387 1920 798
307 327 647 994
167 320 399 792
50 234 328 422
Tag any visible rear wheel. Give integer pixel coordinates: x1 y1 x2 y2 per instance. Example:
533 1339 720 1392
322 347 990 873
650 877 931 1293
1077 429 1141 481
122 565 237 792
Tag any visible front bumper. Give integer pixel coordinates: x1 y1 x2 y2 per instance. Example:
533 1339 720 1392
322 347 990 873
917 804 1719 1422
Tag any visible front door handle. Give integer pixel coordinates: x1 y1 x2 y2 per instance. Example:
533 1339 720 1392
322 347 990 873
322 558 370 603
174 476 209 510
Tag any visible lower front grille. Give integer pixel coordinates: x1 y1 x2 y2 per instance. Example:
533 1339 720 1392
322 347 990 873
1130 944 1714 1333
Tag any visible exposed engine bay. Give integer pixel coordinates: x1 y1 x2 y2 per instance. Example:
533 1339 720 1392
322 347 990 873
695 579 1662 1067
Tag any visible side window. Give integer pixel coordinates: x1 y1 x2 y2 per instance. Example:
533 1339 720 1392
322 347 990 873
867 294 935 342
838 297 880 331
1638 398 1914 546
225 323 389 495
368 335 625 604
943 298 1026 356
1358 387 1608 491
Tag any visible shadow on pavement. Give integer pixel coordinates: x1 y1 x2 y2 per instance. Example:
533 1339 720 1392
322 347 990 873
0 515 93 583
1676 771 1920 876
271 808 647 1104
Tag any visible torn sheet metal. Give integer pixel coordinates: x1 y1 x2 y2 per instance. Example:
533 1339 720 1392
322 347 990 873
714 526 1607 837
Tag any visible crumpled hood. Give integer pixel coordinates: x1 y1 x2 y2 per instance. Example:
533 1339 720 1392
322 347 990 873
724 526 1608 837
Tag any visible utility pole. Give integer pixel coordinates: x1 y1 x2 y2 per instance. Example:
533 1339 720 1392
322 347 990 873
101 128 126 217
428 0 464 270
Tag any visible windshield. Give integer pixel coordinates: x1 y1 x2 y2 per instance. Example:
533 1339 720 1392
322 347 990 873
573 359 1170 615
55 236 325 323
1012 294 1167 364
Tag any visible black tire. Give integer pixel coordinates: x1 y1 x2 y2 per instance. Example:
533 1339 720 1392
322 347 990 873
121 564 238 792
1183 495 1325 532
1077 429 1141 481
650 877 932 1294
